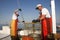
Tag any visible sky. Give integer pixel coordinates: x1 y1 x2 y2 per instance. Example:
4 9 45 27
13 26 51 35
0 0 60 25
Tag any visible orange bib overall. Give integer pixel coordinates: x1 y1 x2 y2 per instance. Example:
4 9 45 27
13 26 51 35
40 13 52 40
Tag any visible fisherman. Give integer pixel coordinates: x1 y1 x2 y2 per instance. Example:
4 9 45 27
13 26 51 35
10 9 20 40
35 4 52 40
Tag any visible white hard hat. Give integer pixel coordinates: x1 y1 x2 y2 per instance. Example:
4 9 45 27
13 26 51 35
36 4 42 7
36 4 42 9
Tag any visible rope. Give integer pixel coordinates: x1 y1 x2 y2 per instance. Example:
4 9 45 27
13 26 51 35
17 0 25 22
17 0 20 9
0 35 10 40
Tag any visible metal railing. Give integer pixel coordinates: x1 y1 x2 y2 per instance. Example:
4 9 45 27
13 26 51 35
0 22 41 40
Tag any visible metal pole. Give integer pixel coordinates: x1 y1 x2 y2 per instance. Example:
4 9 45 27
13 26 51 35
51 0 56 34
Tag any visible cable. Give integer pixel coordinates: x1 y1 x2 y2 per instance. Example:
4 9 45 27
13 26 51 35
17 0 20 9
17 0 25 22
17 0 26 28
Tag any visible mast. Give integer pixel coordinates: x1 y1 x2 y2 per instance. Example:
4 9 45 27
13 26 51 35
51 0 56 34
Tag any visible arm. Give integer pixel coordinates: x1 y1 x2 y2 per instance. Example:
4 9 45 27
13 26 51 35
40 15 46 20
37 13 46 21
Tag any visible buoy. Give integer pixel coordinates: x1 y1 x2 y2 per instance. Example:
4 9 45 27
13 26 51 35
22 36 34 40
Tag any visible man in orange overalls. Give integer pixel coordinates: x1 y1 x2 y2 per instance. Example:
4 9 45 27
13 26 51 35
10 9 20 40
36 4 52 40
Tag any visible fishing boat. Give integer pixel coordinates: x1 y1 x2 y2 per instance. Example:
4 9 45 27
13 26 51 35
0 0 60 40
